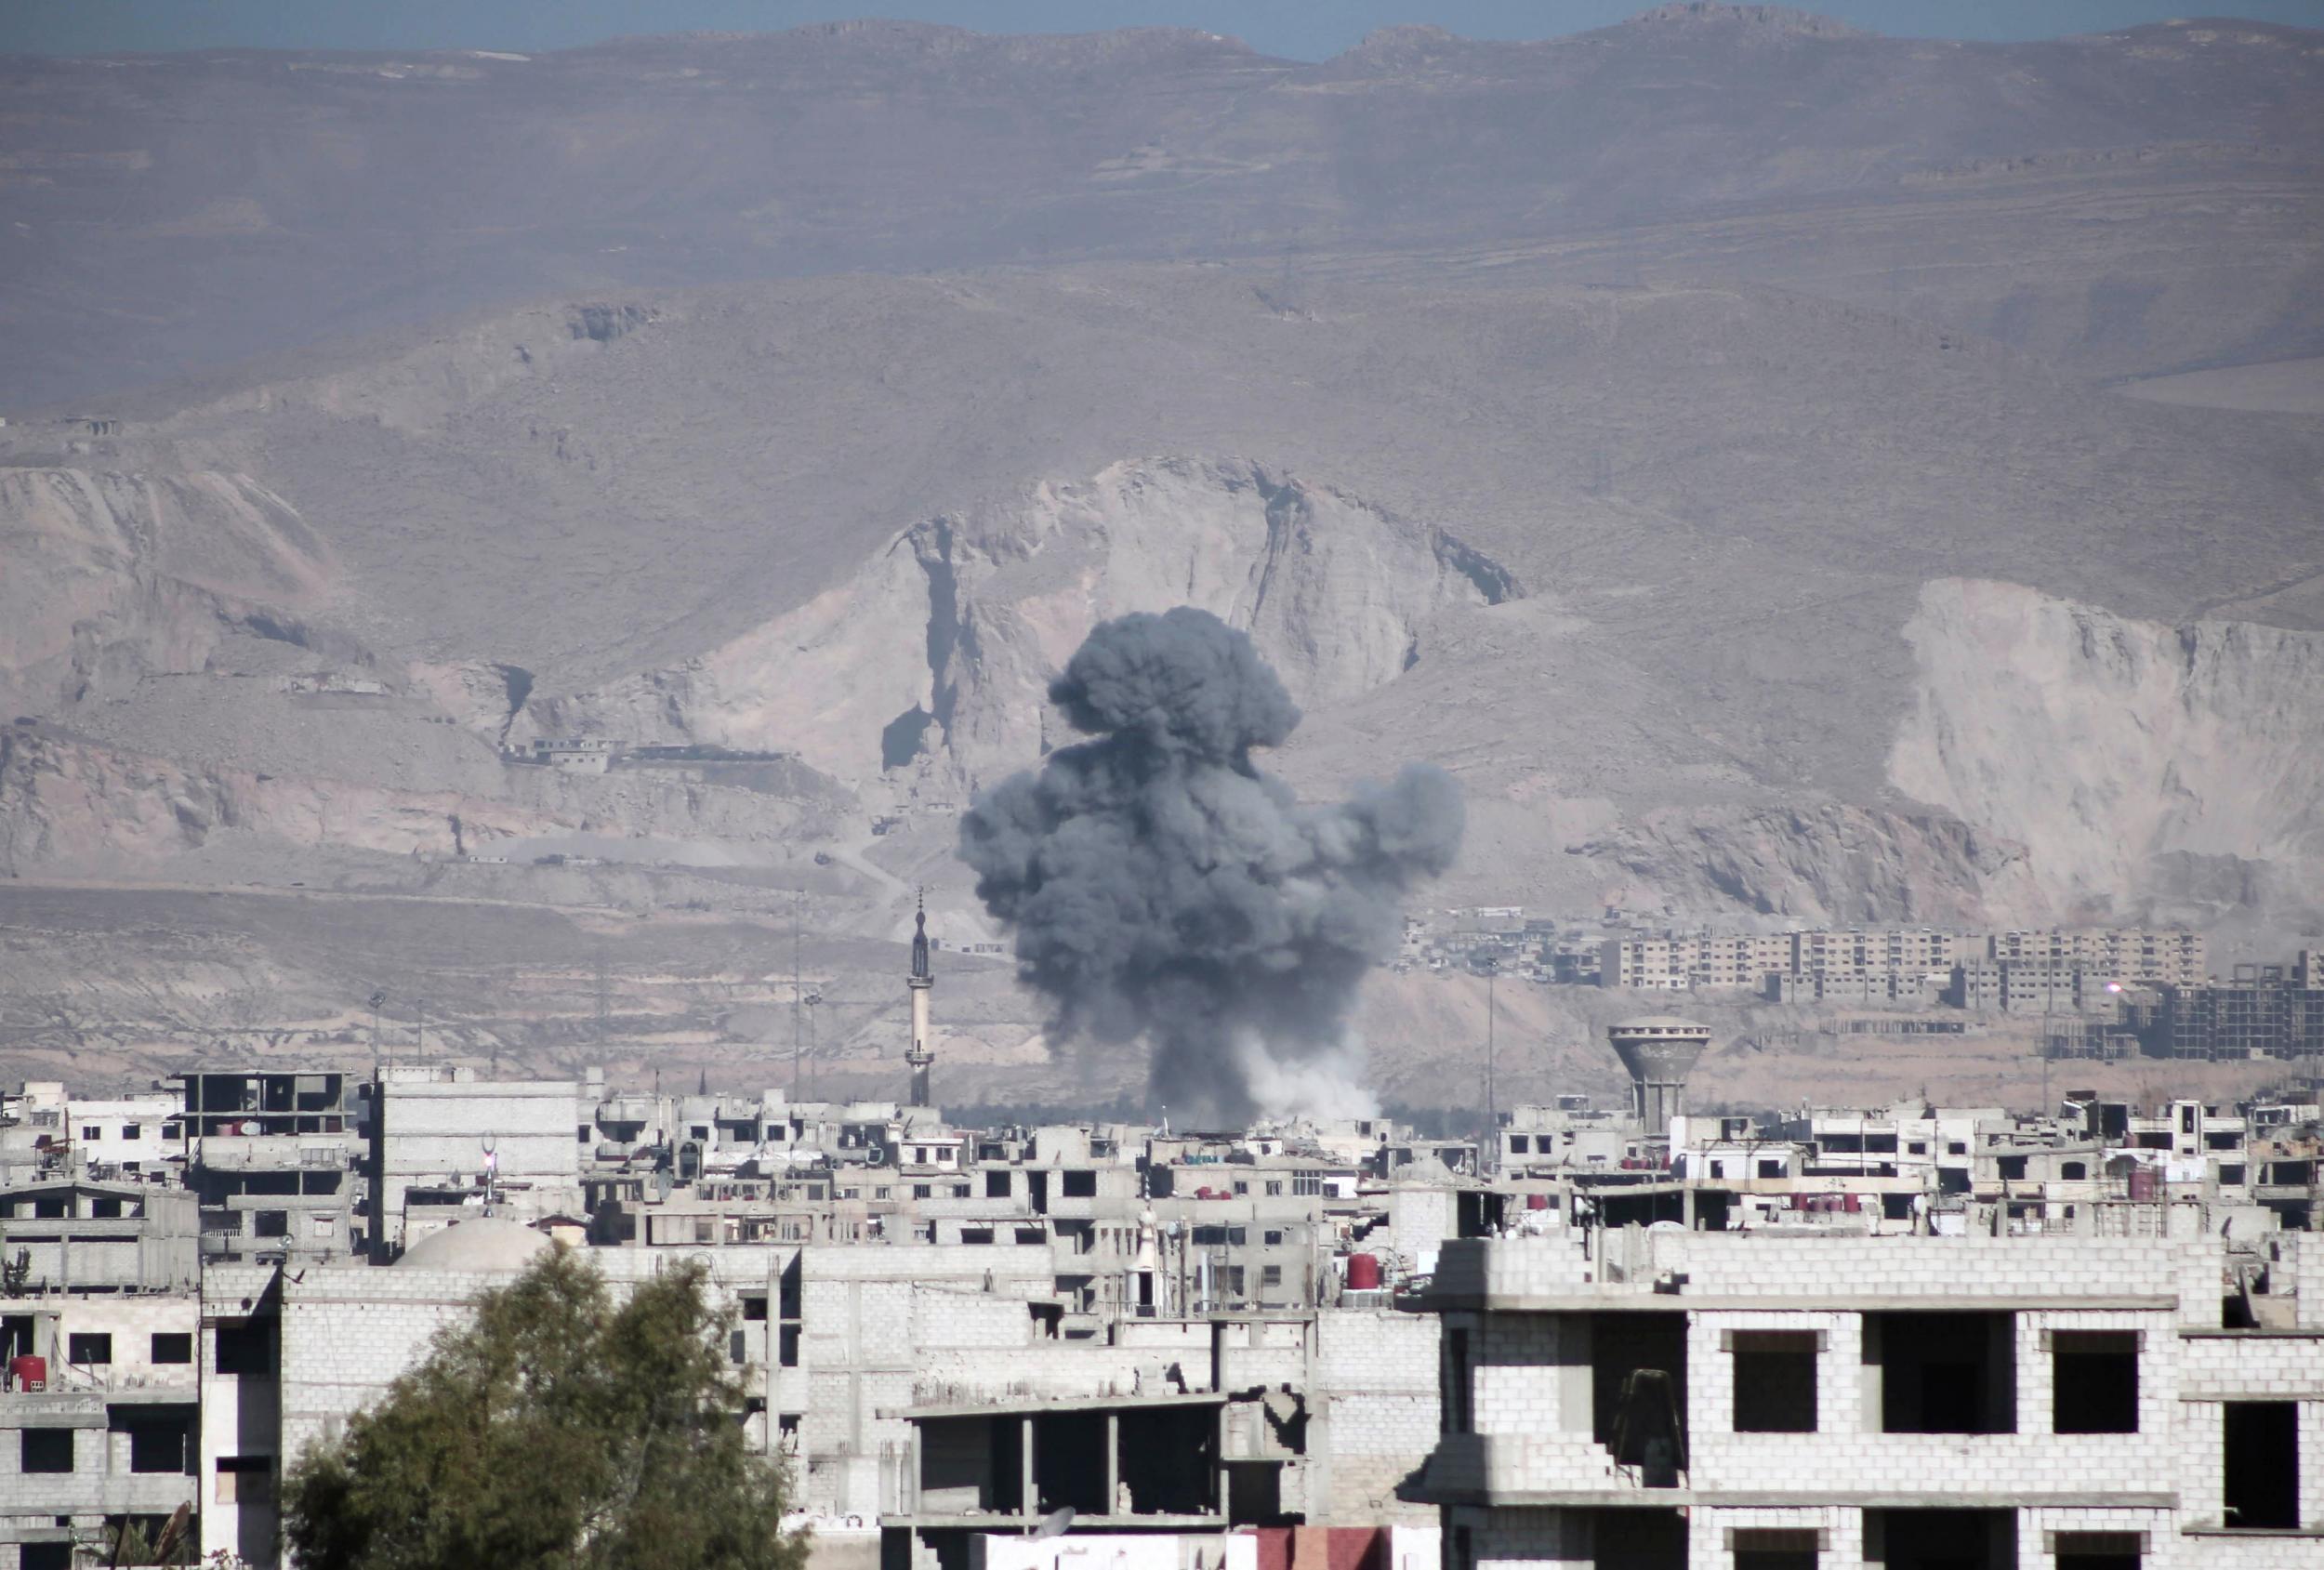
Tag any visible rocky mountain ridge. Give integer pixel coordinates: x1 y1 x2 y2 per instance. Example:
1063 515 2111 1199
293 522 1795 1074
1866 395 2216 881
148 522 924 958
6 10 2323 405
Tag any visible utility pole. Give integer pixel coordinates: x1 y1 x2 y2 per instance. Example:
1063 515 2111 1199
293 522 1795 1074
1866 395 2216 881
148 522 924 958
791 892 804 1099
1483 957 1499 1175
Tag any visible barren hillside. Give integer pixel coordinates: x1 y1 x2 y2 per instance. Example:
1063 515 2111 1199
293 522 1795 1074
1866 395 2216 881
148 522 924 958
2 7 2320 1109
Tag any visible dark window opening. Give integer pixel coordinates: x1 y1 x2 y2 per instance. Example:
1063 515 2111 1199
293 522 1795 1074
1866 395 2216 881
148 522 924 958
2060 1162 2087 1180
214 1319 277 1377
1731 1330 1818 1432
984 1170 1010 1198
1871 1313 2014 1434
1591 1507 1686 1570
1060 1170 1096 1198
742 1295 769 1322
1733 1526 1820 1570
1864 1509 2014 1570
779 1326 800 1367
68 1332 112 1365
123 1413 194 1474
2223 1401 2299 1529
21 1427 74 1472
1031 1410 1109 1515
1114 1405 1218 1515
2050 1531 2141 1569
1997 1155 2027 1181
2052 1331 2138 1433
150 1332 193 1365
1446 1326 1472 1433
1591 1313 1687 1485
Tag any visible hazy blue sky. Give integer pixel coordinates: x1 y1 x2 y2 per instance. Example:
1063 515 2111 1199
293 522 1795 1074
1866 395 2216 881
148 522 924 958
7 1 2322 59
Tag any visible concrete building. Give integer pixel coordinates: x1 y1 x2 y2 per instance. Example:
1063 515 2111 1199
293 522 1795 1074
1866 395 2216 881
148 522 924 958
1407 1225 2324 1568
366 1067 588 1256
0 1293 204 1570
2148 966 2324 1061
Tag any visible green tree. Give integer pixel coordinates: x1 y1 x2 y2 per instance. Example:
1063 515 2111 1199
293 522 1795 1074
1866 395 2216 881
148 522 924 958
283 1247 805 1570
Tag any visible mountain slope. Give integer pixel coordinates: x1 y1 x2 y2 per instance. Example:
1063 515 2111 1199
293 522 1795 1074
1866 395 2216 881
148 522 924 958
5 10 2322 404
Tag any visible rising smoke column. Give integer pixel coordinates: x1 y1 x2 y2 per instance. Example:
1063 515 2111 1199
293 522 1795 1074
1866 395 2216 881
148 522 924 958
957 607 1463 1124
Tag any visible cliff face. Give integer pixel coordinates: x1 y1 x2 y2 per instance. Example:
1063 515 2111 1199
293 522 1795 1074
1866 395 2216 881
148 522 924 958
1889 578 2324 926
538 456 1515 786
1574 801 2049 927
0 468 336 715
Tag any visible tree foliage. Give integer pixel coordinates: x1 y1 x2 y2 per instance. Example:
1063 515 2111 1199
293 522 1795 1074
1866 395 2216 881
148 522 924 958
283 1247 805 1570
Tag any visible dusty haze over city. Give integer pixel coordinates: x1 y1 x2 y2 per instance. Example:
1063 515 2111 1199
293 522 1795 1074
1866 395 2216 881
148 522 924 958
2 2 2320 1118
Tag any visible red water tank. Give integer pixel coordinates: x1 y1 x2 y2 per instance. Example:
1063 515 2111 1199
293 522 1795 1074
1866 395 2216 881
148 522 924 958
1525 1193 1550 1210
8 1355 46 1392
2128 1168 2160 1202
1344 1253 1382 1290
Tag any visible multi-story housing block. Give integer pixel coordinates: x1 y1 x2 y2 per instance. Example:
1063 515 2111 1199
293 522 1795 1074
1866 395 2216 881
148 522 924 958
1408 1226 2322 1569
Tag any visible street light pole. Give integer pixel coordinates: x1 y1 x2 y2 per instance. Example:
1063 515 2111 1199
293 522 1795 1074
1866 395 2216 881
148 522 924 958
1484 959 1499 1175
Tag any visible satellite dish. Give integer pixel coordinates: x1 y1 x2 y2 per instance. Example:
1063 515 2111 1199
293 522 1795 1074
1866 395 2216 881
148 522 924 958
1032 1508 1076 1540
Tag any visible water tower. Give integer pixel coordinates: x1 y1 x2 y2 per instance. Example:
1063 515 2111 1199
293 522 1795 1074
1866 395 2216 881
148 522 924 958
1606 1015 1712 1136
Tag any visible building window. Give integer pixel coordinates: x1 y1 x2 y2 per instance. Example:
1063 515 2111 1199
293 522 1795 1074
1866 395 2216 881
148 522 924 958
82 1125 102 1141
21 1427 74 1472
161 1124 180 1140
214 1320 276 1377
2049 1531 2143 1567
1729 1330 1819 1432
2051 1331 2138 1433
2223 1401 2299 1529
577 1125 593 1143
984 1170 1010 1198
68 1332 112 1365
1871 1313 2014 1433
778 1326 800 1367
1445 1327 1472 1432
217 1456 274 1505
1730 1527 1823 1570
1264 1231 1284 1246
1261 1264 1283 1288
151 1332 193 1365
1509 1135 1529 1154
1061 1170 1097 1198
742 1296 769 1323
128 1418 191 1473
122 1124 142 1140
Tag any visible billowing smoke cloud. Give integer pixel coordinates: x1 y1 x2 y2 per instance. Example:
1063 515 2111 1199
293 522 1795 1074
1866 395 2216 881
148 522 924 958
958 607 1463 1124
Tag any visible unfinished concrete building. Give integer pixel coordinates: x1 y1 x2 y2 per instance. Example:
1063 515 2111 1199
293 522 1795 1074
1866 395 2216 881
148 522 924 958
1408 1226 2324 1570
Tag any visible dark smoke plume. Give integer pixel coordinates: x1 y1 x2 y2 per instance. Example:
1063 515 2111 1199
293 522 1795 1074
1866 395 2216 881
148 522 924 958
958 607 1463 1124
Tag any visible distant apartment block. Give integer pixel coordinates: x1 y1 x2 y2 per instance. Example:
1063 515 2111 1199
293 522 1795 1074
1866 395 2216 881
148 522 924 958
1603 926 2209 1001
2146 962 2324 1062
